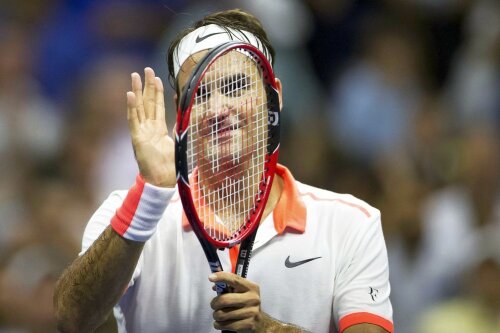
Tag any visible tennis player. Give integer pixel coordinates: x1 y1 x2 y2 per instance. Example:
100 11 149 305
54 9 393 333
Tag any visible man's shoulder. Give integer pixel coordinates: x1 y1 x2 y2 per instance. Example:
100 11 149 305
296 181 380 220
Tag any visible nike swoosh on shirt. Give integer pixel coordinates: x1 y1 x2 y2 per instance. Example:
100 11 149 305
195 32 226 43
284 256 322 268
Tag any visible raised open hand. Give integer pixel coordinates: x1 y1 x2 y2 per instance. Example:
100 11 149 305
127 67 176 188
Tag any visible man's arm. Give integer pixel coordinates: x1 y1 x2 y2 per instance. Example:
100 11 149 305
255 313 312 333
333 211 394 333
344 323 389 333
54 67 176 332
54 226 143 332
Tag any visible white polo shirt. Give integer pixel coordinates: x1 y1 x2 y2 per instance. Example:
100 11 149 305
81 165 393 333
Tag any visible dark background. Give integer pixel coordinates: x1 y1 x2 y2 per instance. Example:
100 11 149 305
0 1 499 332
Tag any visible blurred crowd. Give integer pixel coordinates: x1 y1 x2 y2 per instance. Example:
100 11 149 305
0 0 499 332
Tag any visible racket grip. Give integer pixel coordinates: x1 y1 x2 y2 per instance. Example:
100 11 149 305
215 281 233 294
221 330 235 333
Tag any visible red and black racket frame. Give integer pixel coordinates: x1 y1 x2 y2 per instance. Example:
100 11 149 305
175 42 280 297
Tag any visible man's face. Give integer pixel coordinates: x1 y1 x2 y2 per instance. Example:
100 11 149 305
178 50 267 185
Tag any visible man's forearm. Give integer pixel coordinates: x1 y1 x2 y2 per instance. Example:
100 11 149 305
54 226 144 333
257 312 312 333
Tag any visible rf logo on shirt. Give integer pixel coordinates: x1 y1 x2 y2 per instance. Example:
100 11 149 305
369 287 379 301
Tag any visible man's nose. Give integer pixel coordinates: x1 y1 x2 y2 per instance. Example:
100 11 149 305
206 88 233 120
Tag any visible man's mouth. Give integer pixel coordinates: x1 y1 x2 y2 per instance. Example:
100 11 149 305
215 123 239 139
201 111 246 141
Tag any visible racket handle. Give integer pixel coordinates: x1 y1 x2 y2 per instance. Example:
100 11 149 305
215 281 234 294
221 330 235 333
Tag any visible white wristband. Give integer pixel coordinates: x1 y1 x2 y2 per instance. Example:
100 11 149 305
111 175 175 242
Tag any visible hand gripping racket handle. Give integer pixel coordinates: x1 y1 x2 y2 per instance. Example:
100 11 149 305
220 231 258 333
209 255 235 333
212 266 235 333
218 286 235 333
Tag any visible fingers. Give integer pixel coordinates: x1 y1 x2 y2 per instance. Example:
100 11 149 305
131 72 145 122
210 292 259 311
213 306 259 322
209 272 258 293
143 67 156 119
211 295 261 332
209 273 262 332
155 77 167 127
126 91 139 132
131 68 167 125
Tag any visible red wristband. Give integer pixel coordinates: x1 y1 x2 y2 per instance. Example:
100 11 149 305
111 175 175 242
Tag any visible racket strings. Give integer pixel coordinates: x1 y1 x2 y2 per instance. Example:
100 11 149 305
187 49 268 240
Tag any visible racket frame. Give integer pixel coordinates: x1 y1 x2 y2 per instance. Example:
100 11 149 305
175 41 280 249
174 41 280 294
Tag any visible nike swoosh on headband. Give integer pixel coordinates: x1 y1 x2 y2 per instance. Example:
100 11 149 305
195 32 226 43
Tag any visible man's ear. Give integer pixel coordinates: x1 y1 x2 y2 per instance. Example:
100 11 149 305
275 78 283 111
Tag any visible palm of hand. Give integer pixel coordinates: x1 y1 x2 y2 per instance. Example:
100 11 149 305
127 68 176 188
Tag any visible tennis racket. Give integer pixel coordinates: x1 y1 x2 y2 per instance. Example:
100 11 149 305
175 41 280 326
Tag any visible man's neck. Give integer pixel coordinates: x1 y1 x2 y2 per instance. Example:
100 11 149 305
261 174 284 223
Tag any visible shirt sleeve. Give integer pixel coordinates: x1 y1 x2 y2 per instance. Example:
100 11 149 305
79 190 143 288
333 211 394 333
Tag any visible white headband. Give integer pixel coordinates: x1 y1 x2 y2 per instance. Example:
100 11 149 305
173 24 272 78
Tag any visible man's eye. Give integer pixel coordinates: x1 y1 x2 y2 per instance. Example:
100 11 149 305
221 75 248 97
196 84 210 102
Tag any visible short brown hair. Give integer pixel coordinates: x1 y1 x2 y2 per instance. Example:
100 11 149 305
167 9 275 92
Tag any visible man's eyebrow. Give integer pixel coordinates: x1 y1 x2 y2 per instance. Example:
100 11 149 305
200 72 249 86
220 73 252 88
222 73 248 82
179 71 251 95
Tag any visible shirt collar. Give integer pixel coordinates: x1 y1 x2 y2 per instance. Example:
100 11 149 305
182 164 307 234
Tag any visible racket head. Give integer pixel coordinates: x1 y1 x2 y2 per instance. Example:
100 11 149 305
175 41 280 249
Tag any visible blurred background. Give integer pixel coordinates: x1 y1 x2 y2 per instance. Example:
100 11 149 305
0 0 499 332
